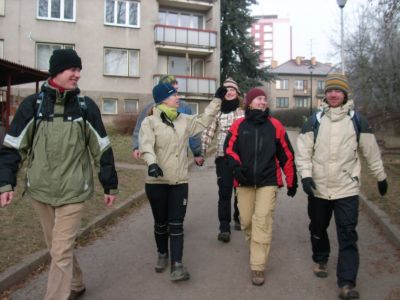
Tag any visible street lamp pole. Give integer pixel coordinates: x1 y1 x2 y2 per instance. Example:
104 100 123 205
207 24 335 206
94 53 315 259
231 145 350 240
337 0 347 74
309 64 314 116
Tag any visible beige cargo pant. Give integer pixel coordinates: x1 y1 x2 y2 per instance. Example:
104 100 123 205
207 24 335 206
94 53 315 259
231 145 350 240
31 199 85 300
236 186 277 271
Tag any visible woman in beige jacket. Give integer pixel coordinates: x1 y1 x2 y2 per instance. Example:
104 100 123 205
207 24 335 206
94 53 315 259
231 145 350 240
139 83 222 281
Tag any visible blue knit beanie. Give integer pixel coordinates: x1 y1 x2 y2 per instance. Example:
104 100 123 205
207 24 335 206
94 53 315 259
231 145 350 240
152 83 177 104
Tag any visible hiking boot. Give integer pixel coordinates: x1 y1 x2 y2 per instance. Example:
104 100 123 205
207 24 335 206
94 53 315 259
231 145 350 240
217 232 230 243
68 287 86 300
313 262 328 278
251 270 265 286
155 252 168 273
234 220 241 231
170 262 190 281
338 284 360 299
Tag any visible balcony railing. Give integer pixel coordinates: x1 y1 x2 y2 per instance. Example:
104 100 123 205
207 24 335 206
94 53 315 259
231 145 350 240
293 88 311 96
158 0 214 11
154 74 216 95
155 25 217 49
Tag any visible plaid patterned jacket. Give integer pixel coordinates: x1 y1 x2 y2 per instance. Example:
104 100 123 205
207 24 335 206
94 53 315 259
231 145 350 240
201 107 245 157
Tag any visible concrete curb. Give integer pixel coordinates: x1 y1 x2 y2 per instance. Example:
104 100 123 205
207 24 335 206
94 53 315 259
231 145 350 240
360 193 400 249
0 190 146 293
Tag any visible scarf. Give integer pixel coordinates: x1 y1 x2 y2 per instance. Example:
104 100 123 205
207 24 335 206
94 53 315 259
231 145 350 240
221 99 240 113
157 103 178 121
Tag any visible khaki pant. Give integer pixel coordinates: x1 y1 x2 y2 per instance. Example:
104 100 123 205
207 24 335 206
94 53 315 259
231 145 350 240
31 200 85 300
237 186 277 271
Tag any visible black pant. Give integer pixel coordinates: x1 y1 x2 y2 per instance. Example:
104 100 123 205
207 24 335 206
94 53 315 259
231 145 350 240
308 195 359 287
215 157 240 233
145 183 188 264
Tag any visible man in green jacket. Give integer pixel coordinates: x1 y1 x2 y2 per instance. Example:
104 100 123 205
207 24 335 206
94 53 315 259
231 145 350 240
0 49 118 300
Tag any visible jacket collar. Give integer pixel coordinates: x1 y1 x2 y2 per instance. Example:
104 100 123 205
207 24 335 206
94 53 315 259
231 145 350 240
322 99 354 122
41 81 80 104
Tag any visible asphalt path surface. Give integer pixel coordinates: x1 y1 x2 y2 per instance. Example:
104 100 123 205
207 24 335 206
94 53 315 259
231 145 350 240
10 131 400 300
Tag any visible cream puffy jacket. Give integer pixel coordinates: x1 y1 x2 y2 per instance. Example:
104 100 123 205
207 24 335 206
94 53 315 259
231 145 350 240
139 98 221 185
297 100 386 200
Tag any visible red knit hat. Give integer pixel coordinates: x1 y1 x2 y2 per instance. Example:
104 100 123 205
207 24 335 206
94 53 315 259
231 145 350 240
245 88 266 107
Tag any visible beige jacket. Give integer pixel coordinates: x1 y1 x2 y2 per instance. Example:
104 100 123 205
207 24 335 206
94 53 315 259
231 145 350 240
297 100 386 200
140 98 221 184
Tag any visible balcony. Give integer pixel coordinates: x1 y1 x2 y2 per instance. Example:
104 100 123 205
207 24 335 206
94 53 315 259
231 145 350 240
293 88 311 96
155 25 217 55
157 0 214 11
154 74 216 96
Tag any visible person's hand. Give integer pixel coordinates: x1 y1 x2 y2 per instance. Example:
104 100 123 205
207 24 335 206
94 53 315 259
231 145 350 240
301 177 316 197
377 179 388 196
215 86 228 100
287 186 297 198
104 194 117 207
132 149 141 160
148 163 164 178
233 166 247 184
194 156 205 166
0 191 14 207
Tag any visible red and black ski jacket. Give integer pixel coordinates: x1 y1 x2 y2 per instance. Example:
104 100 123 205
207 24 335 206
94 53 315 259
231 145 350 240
224 109 297 188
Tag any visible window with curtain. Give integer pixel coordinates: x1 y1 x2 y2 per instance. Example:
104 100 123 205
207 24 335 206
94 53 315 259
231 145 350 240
276 79 288 90
124 99 138 113
36 43 74 71
37 0 75 21
104 48 139 77
276 97 289 108
0 0 5 16
103 99 118 114
187 102 198 115
158 10 204 29
295 97 310 108
105 0 140 27
0 40 4 58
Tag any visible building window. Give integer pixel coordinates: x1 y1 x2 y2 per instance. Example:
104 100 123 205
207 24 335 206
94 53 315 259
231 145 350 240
124 99 138 113
317 80 325 90
276 79 288 90
264 24 272 32
295 97 310 108
159 10 204 29
264 41 272 49
105 0 140 28
263 49 272 57
0 0 5 16
104 47 140 77
36 43 74 71
255 32 260 39
37 0 75 21
0 40 3 58
294 80 308 90
264 32 272 40
255 40 260 46
254 24 260 30
187 102 198 115
102 98 118 114
276 97 289 108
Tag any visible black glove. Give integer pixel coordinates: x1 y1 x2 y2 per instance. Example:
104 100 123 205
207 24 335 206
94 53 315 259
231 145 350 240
215 86 228 100
301 177 316 197
377 179 388 196
148 163 163 178
287 186 297 198
233 166 247 184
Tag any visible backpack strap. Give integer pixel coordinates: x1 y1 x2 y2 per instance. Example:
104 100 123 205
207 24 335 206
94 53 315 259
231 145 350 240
312 111 324 143
349 110 361 143
77 95 88 146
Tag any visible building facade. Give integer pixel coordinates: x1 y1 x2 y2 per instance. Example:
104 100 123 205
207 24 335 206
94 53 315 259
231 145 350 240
249 15 291 68
0 0 220 121
266 56 332 111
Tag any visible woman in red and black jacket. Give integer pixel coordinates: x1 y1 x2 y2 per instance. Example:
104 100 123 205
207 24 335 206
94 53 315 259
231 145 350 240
223 88 297 286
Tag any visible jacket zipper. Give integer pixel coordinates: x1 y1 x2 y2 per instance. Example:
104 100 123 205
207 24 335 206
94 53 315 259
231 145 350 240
253 127 258 187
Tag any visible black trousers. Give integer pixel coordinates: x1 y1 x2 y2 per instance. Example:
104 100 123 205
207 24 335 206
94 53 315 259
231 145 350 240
215 157 240 233
308 195 359 288
145 183 188 264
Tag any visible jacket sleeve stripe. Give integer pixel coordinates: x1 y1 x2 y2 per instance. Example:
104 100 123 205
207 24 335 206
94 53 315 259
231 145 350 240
224 118 243 164
3 118 34 149
87 121 111 152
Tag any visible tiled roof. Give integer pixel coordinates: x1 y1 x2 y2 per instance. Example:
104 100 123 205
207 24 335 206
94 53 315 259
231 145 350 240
271 59 332 76
0 58 48 87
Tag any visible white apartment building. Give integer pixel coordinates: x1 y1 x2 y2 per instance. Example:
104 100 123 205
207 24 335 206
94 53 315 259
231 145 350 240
0 0 220 121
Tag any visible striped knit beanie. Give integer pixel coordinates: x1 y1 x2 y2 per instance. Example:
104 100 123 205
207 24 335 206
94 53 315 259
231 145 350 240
324 73 350 96
223 77 240 94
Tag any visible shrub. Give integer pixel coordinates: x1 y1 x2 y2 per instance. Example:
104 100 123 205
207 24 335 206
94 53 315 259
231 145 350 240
112 113 138 135
270 108 312 128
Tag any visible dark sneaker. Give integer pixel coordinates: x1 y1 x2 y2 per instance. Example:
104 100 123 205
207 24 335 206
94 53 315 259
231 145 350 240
217 232 230 243
155 252 168 273
170 262 190 281
68 287 86 300
338 284 360 299
313 262 328 278
251 270 265 286
234 221 241 231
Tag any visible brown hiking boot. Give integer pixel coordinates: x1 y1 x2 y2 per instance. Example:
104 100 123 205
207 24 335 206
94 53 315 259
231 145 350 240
313 262 328 278
68 287 86 300
338 284 360 299
251 270 265 286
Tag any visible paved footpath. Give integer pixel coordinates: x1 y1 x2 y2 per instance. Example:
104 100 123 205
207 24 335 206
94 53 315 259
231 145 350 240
10 132 400 300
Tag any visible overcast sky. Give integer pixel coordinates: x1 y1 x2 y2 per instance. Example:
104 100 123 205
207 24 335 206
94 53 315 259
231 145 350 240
250 0 368 64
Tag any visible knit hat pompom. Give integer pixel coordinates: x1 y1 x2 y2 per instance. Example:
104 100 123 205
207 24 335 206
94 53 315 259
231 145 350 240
152 83 177 104
159 75 178 85
324 73 350 96
223 77 240 93
245 88 266 107
49 49 82 76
